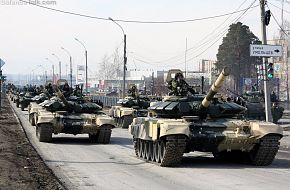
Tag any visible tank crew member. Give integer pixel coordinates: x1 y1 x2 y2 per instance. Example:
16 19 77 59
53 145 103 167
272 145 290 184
168 72 195 96
73 85 82 97
62 82 71 98
128 85 138 98
45 82 54 96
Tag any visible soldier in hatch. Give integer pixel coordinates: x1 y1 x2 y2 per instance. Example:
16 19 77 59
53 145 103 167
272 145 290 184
45 82 54 96
128 85 138 98
62 82 71 98
168 72 195 96
73 85 82 97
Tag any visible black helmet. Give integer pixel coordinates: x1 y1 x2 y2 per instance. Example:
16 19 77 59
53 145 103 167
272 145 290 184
175 72 184 80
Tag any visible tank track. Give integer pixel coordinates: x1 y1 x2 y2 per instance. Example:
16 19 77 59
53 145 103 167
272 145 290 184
134 135 187 167
249 135 281 166
36 124 53 142
97 127 112 144
89 125 112 144
161 135 187 166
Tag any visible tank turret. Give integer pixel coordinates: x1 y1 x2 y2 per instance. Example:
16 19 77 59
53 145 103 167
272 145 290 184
148 67 245 119
53 80 102 113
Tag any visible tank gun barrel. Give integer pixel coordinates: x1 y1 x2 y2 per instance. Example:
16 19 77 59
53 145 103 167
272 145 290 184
43 88 52 99
200 67 230 109
53 85 70 107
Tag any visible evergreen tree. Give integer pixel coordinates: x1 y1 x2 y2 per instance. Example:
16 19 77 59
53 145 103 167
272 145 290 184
216 22 262 93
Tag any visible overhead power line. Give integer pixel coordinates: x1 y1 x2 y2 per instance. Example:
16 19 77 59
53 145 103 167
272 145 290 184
128 0 258 67
268 1 290 14
266 5 290 39
168 0 258 67
18 0 258 24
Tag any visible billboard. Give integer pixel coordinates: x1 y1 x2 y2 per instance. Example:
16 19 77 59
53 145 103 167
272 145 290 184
77 65 85 84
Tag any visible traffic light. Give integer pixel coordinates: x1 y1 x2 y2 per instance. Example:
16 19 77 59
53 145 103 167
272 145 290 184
0 70 5 82
267 62 274 79
265 10 271 26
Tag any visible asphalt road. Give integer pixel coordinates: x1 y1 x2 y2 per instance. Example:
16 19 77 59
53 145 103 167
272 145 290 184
11 102 290 190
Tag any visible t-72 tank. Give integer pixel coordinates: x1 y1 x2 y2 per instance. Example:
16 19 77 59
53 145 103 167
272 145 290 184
19 92 38 111
129 68 283 167
35 80 115 143
14 91 25 107
109 86 151 129
28 93 50 126
228 89 284 123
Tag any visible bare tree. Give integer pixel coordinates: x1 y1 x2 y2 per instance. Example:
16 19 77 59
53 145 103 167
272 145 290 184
98 47 122 80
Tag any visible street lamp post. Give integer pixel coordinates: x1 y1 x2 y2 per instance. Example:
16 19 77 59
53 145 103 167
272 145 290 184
37 64 48 83
109 17 127 99
75 38 88 94
61 47 73 87
45 58 55 84
52 53 61 80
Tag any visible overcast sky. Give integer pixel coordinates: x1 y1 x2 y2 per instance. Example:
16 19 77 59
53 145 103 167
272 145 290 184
0 0 289 76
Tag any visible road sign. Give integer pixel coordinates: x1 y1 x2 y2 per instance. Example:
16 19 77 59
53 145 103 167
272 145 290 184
250 44 282 57
0 58 5 68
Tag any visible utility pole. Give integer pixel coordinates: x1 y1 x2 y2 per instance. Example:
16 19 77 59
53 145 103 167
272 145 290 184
75 38 88 93
85 50 88 94
151 72 154 95
123 34 127 98
108 17 127 98
0 69 2 112
52 53 61 80
185 38 187 79
52 65 55 84
260 0 273 122
59 61 62 80
286 46 289 108
61 47 73 87
70 56 73 88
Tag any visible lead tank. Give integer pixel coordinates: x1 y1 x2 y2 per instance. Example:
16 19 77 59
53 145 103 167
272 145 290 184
129 68 283 167
35 80 115 143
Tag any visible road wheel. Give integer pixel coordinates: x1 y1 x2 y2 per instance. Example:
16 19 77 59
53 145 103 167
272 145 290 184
143 141 148 159
36 124 52 142
145 141 153 161
138 139 144 158
152 142 158 162
158 140 166 163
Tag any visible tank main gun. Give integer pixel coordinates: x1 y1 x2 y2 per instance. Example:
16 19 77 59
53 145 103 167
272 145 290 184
53 83 71 107
200 67 230 110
